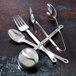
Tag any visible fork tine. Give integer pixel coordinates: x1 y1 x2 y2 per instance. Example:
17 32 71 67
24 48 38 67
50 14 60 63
14 16 21 27
13 16 20 28
17 15 24 26
15 15 23 27
18 15 27 25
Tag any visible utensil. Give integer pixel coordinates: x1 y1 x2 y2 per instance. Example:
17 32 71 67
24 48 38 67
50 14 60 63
46 3 66 51
29 8 63 52
8 29 69 63
13 15 57 63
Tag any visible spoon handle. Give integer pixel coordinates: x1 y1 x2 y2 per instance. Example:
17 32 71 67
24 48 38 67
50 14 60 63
47 48 69 63
54 54 69 63
40 46 57 62
23 39 36 47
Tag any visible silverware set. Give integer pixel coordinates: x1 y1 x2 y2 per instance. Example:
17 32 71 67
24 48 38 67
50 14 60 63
8 3 69 69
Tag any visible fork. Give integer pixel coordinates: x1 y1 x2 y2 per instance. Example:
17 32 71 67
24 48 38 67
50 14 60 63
13 15 57 63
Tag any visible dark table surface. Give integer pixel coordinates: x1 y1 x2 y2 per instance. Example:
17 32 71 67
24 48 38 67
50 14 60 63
0 0 76 76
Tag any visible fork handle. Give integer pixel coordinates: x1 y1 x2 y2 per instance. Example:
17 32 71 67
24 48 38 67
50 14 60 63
26 29 57 63
26 30 40 44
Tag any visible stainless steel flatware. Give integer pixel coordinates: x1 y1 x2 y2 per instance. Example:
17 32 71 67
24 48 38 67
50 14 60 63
13 16 69 63
30 8 63 52
46 3 66 51
13 15 57 63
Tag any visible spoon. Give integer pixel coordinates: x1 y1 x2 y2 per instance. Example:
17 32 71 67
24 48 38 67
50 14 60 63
8 29 36 47
46 3 66 51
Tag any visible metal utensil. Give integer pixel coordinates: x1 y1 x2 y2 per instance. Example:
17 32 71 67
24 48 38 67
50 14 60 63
8 29 69 63
30 8 63 52
13 15 57 63
46 3 66 51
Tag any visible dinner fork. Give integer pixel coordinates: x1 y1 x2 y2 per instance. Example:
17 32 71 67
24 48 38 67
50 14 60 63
13 15 57 63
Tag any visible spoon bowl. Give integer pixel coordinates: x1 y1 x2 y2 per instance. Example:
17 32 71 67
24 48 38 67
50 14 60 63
8 29 25 43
